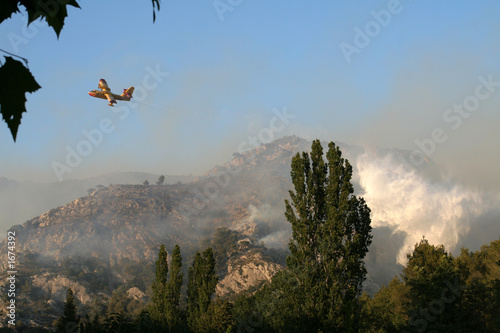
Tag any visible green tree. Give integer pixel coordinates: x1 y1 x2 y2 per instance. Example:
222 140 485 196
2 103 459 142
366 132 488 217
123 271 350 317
198 298 235 333
150 244 168 327
282 139 373 331
455 237 500 332
251 269 305 332
106 285 145 320
165 244 183 331
87 313 103 333
203 227 240 273
187 247 219 332
402 238 463 332
106 287 128 316
135 310 157 333
102 313 135 333
54 288 79 332
156 175 165 185
359 276 410 332
232 293 259 332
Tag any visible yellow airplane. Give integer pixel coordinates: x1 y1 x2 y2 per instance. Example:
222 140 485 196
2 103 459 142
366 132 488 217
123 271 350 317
88 79 135 107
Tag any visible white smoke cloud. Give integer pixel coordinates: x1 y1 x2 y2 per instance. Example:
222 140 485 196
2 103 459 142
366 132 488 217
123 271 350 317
259 230 290 249
356 152 491 264
248 204 284 223
245 204 290 249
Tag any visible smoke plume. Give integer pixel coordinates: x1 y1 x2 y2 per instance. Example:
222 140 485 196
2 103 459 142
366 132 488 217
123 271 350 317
356 152 497 264
245 204 290 249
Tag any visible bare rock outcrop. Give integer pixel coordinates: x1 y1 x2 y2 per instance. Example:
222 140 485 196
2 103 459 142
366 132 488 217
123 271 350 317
216 249 283 298
32 273 93 304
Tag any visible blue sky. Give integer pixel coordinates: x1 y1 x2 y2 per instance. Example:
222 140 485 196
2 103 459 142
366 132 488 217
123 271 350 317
1 1 500 188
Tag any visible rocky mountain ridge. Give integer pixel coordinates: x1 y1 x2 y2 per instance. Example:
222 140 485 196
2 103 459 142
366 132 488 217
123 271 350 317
13 184 195 263
0 172 195 237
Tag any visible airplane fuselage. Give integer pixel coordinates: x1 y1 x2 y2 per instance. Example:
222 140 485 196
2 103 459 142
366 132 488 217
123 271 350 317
88 90 131 101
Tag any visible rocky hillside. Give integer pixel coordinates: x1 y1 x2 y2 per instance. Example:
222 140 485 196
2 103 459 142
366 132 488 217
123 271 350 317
13 184 197 263
0 172 195 237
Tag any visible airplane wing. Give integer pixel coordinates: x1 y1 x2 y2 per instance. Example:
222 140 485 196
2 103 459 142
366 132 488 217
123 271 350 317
104 93 117 106
98 79 110 90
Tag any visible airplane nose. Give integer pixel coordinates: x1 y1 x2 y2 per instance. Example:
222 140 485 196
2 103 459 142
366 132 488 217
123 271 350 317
88 92 94 96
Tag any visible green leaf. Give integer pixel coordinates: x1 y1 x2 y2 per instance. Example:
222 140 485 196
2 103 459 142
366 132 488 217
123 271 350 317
19 0 80 38
0 57 41 141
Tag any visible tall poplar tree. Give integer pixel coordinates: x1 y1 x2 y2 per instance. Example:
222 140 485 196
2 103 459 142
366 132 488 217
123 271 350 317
151 244 168 327
165 244 183 331
284 139 373 331
187 247 218 332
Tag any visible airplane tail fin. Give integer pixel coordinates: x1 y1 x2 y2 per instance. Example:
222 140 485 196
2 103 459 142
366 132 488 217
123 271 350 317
122 87 134 99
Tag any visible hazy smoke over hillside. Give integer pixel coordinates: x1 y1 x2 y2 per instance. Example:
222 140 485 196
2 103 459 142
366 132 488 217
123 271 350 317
247 204 290 249
356 152 497 264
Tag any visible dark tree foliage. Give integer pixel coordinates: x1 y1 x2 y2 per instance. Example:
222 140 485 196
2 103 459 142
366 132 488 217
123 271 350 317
203 226 241 273
102 313 135 333
135 310 156 333
197 298 235 333
359 237 500 333
54 288 79 332
106 285 146 320
187 247 218 332
84 313 104 333
455 237 500 332
151 244 168 325
0 0 160 141
402 238 465 332
359 276 410 332
106 287 128 316
165 244 183 331
156 175 165 185
147 244 184 332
